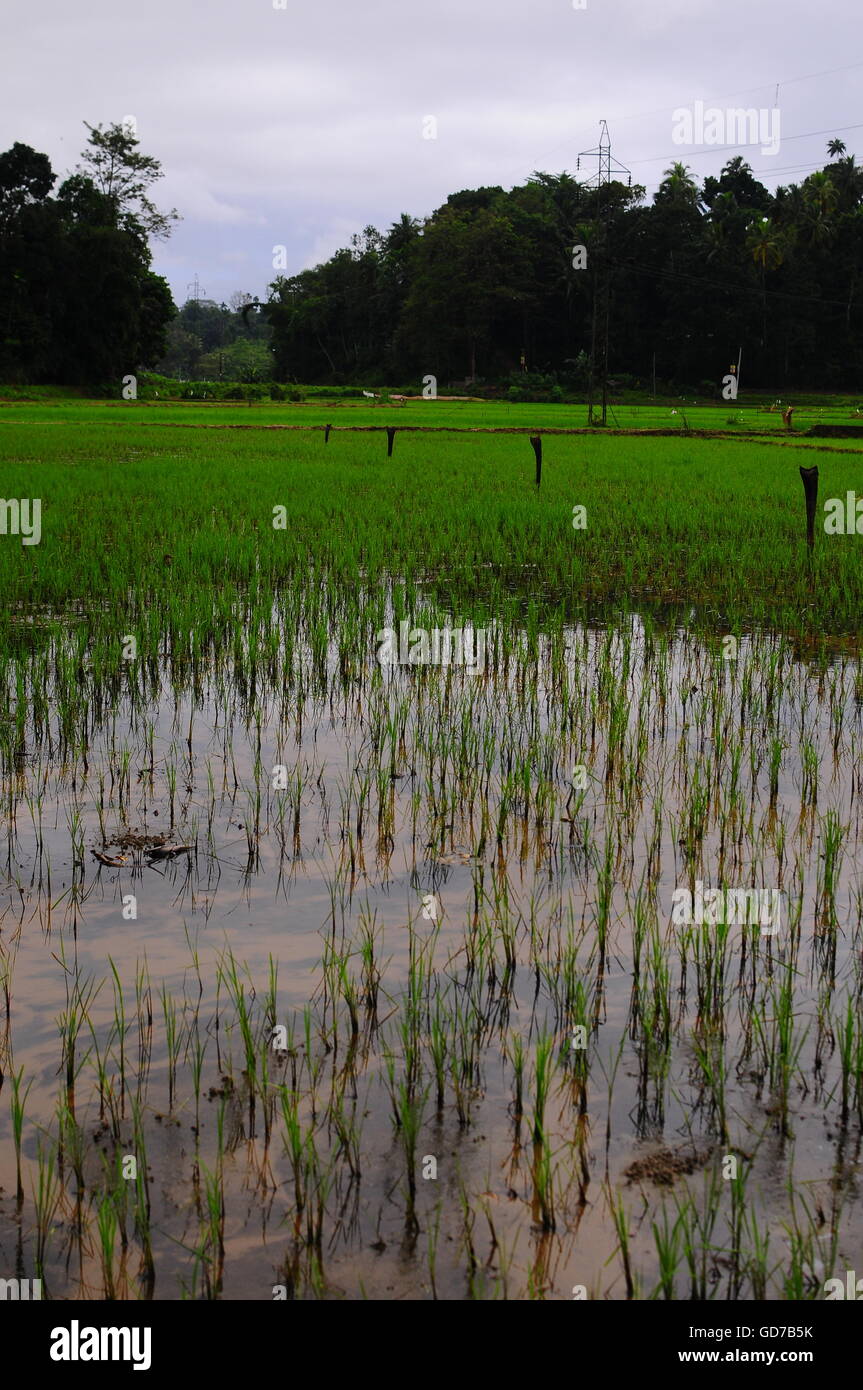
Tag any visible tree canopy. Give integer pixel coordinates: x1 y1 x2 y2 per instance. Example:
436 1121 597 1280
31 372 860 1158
0 124 177 385
1 130 860 391
263 145 863 391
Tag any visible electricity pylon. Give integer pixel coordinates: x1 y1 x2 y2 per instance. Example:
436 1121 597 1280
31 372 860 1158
577 122 631 425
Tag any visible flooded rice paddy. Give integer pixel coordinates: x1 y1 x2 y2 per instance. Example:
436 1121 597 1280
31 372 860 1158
2 599 862 1300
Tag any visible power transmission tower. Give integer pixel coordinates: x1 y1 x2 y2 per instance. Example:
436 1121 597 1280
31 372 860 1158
187 271 205 304
577 122 630 425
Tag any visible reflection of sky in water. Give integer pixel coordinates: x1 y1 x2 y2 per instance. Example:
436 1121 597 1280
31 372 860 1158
1 611 861 1297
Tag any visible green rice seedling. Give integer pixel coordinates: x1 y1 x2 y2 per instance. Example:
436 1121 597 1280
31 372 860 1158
768 963 808 1138
834 992 863 1126
528 1032 557 1232
302 1129 335 1258
428 998 449 1113
257 1031 275 1155
394 1079 428 1230
531 1031 554 1145
32 1138 62 1277
744 1203 772 1299
159 984 181 1111
200 1164 226 1298
817 809 846 932
768 737 783 805
279 1087 307 1218
96 1187 120 1299
56 969 101 1116
651 1202 685 1300
264 953 279 1039
329 1089 362 1180
455 1176 480 1294
530 1132 556 1234
722 1154 752 1299
107 958 128 1117
426 1195 443 1300
780 1184 824 1301
801 740 819 807
676 1167 721 1300
338 953 360 1044
218 950 259 1132
9 1065 32 1205
607 1185 635 1299
56 1086 89 1233
509 1030 525 1126
134 959 154 1102
691 1025 729 1144
130 1098 154 1294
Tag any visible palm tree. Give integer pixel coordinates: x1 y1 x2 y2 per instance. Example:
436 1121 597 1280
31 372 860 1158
656 162 701 207
747 218 785 345
747 217 785 273
827 139 847 159
706 190 738 261
827 154 863 213
803 170 838 244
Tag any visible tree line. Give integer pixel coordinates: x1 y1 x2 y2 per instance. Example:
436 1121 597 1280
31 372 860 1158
264 146 863 392
2 125 860 391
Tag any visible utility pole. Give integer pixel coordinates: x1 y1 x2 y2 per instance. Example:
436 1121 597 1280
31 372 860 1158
577 122 630 426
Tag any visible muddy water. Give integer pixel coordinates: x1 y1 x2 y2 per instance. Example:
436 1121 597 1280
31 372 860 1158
1 614 861 1299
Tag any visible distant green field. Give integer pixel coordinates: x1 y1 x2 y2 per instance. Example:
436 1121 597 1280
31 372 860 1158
0 406 861 657
3 394 863 438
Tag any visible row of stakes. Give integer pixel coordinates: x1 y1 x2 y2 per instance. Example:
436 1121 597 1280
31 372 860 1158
320 423 819 546
322 423 420 460
321 422 545 474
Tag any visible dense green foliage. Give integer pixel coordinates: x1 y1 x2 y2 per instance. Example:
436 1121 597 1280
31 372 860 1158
0 126 176 385
265 152 863 391
3 129 861 393
157 294 274 381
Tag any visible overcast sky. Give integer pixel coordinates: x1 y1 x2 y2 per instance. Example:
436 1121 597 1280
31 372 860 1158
3 0 860 308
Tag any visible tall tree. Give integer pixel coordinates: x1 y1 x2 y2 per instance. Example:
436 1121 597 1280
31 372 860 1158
76 122 179 240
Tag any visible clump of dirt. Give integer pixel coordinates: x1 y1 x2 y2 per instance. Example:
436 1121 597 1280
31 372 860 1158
107 830 171 850
624 1145 712 1187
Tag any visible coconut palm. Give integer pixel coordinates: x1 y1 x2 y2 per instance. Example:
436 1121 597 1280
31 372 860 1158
656 162 701 207
803 171 838 244
747 218 786 346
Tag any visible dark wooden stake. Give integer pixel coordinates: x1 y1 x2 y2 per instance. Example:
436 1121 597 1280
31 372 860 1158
530 435 542 487
799 465 818 551
386 427 396 457
324 423 331 443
